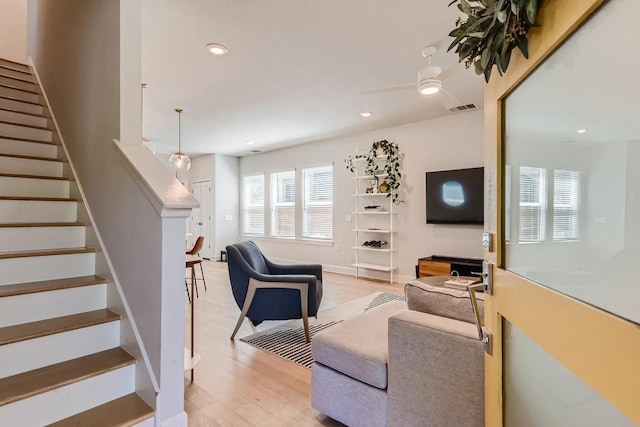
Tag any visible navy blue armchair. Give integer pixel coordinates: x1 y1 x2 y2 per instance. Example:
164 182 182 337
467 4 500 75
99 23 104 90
226 241 323 342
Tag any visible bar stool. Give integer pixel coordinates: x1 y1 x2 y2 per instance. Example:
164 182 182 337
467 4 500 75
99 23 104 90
185 257 202 303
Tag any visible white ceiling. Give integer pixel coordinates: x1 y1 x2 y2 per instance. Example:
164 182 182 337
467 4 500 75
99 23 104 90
141 0 484 156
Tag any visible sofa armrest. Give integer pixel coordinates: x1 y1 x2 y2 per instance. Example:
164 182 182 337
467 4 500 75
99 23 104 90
387 310 484 427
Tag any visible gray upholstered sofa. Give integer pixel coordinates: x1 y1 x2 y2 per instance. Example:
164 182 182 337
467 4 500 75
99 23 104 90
311 279 485 427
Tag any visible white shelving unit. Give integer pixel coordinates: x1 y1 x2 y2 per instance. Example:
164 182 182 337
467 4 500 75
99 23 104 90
351 149 396 283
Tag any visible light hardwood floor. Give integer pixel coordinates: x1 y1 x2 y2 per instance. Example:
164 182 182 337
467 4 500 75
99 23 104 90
183 260 405 427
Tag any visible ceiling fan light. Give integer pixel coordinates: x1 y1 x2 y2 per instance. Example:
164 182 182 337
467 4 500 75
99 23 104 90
419 79 441 95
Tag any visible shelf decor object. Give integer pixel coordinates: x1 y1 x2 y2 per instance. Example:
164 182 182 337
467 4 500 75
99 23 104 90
447 0 541 82
345 140 404 204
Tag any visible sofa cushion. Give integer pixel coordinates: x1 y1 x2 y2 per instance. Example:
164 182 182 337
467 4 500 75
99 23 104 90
312 300 406 390
405 279 484 325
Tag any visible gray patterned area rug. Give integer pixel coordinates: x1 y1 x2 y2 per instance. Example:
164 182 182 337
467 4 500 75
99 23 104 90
240 292 405 369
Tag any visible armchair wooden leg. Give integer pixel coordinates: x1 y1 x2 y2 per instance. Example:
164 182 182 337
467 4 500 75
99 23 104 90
300 286 310 343
230 281 258 340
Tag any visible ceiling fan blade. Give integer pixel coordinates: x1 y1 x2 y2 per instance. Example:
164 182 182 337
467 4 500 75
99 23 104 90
361 83 416 95
438 87 463 111
438 61 467 81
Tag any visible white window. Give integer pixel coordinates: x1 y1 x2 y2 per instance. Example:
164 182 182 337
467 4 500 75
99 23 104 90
302 165 333 240
519 166 547 243
271 170 295 238
553 170 581 241
242 174 265 236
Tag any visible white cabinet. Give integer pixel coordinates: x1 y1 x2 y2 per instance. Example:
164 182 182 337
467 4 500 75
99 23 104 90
350 153 396 283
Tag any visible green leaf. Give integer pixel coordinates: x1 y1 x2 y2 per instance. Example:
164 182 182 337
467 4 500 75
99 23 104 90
517 36 529 58
480 48 491 69
497 10 508 23
526 0 538 24
484 64 493 82
498 49 511 73
459 0 472 14
511 1 519 15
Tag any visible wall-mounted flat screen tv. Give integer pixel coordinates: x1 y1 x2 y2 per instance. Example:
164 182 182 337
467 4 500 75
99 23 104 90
426 167 484 225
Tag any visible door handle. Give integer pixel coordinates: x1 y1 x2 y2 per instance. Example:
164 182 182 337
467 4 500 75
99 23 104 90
468 283 492 355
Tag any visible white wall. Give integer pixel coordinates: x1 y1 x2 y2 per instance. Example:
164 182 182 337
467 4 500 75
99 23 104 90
186 154 240 260
28 1 187 424
215 154 240 255
240 110 485 281
0 0 27 63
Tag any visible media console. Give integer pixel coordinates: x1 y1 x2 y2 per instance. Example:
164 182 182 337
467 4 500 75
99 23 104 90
417 255 483 278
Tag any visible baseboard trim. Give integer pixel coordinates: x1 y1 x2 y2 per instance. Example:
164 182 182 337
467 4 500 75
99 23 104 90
268 257 413 284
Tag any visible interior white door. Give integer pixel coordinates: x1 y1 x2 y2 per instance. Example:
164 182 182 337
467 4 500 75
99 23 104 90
191 181 213 259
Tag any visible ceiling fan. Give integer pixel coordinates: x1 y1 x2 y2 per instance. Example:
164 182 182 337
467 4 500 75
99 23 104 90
361 46 471 111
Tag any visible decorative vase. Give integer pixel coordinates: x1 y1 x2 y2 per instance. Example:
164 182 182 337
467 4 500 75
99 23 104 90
378 180 390 194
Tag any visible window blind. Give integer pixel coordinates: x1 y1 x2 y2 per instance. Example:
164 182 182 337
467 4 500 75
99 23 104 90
553 169 581 241
302 165 333 240
271 170 296 238
242 174 265 235
519 166 546 242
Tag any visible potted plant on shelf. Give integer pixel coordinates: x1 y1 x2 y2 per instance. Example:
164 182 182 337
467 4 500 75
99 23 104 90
345 139 404 204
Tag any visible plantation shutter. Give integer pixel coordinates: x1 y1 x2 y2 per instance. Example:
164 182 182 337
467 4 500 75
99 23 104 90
553 169 581 241
242 174 264 235
271 170 296 237
519 166 546 242
302 165 333 240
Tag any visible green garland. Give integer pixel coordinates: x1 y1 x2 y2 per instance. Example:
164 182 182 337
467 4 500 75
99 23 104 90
345 140 404 204
447 0 541 82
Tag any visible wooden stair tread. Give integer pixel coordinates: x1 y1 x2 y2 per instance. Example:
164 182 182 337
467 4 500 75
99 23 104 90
0 172 70 181
0 73 35 85
0 221 85 228
0 83 39 95
0 106 47 118
0 152 63 162
0 119 51 131
0 275 107 298
0 347 135 406
47 393 153 427
0 59 30 69
0 134 57 146
0 309 120 346
0 64 32 76
0 247 95 260
0 196 78 202
0 95 43 107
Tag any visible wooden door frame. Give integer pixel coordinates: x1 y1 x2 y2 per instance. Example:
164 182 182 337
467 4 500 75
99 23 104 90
484 0 640 425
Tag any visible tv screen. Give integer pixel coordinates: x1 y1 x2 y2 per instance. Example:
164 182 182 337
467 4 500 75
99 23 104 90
426 167 484 225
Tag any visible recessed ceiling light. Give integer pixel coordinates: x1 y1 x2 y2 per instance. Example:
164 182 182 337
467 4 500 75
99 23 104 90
577 129 587 134
360 112 372 118
246 140 255 145
206 43 228 56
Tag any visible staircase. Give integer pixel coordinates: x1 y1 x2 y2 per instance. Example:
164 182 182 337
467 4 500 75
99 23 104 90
0 58 154 426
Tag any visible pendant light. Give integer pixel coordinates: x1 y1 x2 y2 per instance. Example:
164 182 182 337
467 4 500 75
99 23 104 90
169 108 191 172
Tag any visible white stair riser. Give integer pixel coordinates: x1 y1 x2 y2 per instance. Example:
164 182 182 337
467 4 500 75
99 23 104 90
0 76 37 92
0 97 43 115
0 226 84 251
0 321 120 379
0 176 69 198
0 67 34 82
0 284 106 328
0 156 63 176
0 60 30 73
0 252 95 286
0 200 76 223
0 364 135 427
0 85 40 104
133 416 155 427
0 138 57 158
0 122 52 142
0 109 48 128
